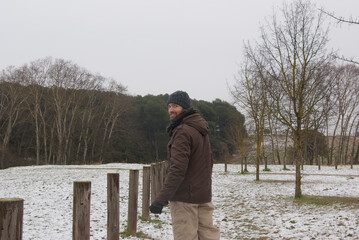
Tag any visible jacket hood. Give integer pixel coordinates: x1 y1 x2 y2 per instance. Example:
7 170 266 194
166 108 209 136
183 113 209 136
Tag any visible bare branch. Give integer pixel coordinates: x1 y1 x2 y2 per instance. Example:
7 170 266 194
320 9 359 25
334 55 359 65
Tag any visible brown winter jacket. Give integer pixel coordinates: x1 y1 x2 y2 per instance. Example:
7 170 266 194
156 108 213 205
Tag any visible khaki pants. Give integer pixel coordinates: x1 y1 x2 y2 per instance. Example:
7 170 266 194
169 201 220 240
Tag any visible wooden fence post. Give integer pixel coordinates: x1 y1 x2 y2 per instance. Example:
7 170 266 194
0 198 23 240
150 164 156 203
73 181 91 240
156 163 163 195
161 161 167 186
107 173 119 240
127 170 139 235
142 166 151 221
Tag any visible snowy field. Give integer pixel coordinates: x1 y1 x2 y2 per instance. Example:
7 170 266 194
1 163 359 240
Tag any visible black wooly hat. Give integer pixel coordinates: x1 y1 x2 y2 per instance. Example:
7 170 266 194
167 90 191 109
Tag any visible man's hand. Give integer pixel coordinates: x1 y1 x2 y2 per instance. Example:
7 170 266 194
149 201 163 214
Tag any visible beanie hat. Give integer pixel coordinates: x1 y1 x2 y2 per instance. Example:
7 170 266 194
167 90 191 109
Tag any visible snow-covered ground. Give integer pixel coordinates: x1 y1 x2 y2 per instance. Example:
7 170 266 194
1 164 359 240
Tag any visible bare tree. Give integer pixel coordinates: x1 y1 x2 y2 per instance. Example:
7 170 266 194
311 96 331 169
267 112 286 166
98 79 127 163
0 67 28 168
346 112 359 167
255 0 333 198
75 74 104 164
350 120 359 167
21 57 52 165
231 47 268 181
47 59 89 164
329 64 359 168
226 124 248 173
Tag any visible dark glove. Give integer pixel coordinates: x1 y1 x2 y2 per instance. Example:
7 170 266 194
149 201 163 214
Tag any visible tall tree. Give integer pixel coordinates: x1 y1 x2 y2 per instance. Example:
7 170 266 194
98 80 127 163
75 74 104 164
231 51 267 181
245 0 333 197
226 123 249 173
329 64 359 167
22 57 52 165
0 67 28 168
47 59 89 164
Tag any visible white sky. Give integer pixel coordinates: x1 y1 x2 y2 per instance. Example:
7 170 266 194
1 0 358 102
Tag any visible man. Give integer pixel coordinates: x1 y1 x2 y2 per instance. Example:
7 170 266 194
149 90 220 240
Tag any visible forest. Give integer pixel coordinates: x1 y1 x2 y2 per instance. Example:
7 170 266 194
0 55 359 172
0 57 246 169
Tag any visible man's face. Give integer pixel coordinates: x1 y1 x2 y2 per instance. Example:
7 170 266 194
168 103 183 121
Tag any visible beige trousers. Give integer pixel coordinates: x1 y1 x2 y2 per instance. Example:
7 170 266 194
169 201 220 240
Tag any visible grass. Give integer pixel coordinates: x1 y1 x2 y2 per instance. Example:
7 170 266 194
259 179 294 183
288 195 359 207
120 231 151 239
219 170 250 175
119 216 163 238
238 169 250 174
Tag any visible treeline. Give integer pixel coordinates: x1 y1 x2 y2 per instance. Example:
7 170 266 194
0 57 246 169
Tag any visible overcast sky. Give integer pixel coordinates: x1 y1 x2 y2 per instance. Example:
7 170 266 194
1 0 358 102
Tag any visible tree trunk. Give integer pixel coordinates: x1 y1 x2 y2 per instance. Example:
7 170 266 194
295 132 302 198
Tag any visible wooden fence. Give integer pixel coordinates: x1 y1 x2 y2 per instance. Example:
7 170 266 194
0 161 166 240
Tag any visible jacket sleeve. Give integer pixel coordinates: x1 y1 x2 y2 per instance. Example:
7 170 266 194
155 127 191 205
